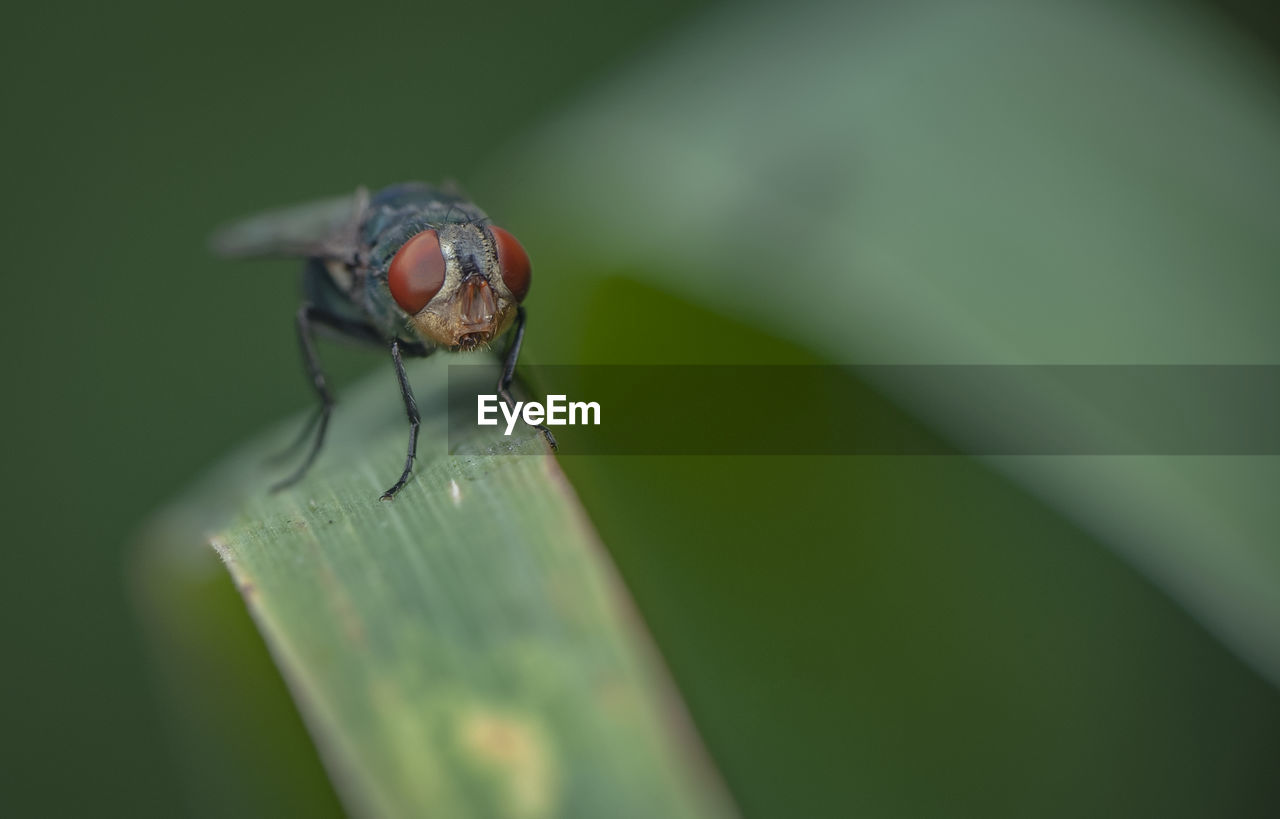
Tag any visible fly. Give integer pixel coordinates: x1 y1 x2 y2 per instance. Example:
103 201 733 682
211 181 555 500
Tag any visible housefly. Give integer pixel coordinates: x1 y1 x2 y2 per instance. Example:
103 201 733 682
211 181 554 500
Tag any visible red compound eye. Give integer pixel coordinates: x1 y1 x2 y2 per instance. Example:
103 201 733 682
489 226 531 302
388 229 446 314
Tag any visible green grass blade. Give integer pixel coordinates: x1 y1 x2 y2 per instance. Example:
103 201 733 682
150 356 733 819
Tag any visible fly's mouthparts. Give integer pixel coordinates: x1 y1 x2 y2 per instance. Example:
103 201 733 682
459 278 497 328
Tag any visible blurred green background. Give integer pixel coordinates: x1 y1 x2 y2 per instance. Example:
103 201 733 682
3 0 1280 816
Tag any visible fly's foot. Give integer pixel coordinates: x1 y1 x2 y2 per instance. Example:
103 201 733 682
380 470 414 501
537 424 558 451
380 458 416 500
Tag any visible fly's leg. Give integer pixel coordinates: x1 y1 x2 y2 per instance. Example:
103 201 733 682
499 306 557 450
270 304 384 492
270 304 340 491
381 339 421 500
265 404 326 466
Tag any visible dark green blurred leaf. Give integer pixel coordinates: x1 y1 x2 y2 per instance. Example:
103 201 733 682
488 0 1280 688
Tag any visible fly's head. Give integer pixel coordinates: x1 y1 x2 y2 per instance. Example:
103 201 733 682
386 222 531 350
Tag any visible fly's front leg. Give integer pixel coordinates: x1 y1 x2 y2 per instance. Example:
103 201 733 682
381 339 421 500
499 306 557 450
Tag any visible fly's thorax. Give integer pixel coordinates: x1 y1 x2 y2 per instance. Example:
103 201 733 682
396 222 519 351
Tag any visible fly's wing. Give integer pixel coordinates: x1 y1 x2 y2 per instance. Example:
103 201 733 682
209 187 369 261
